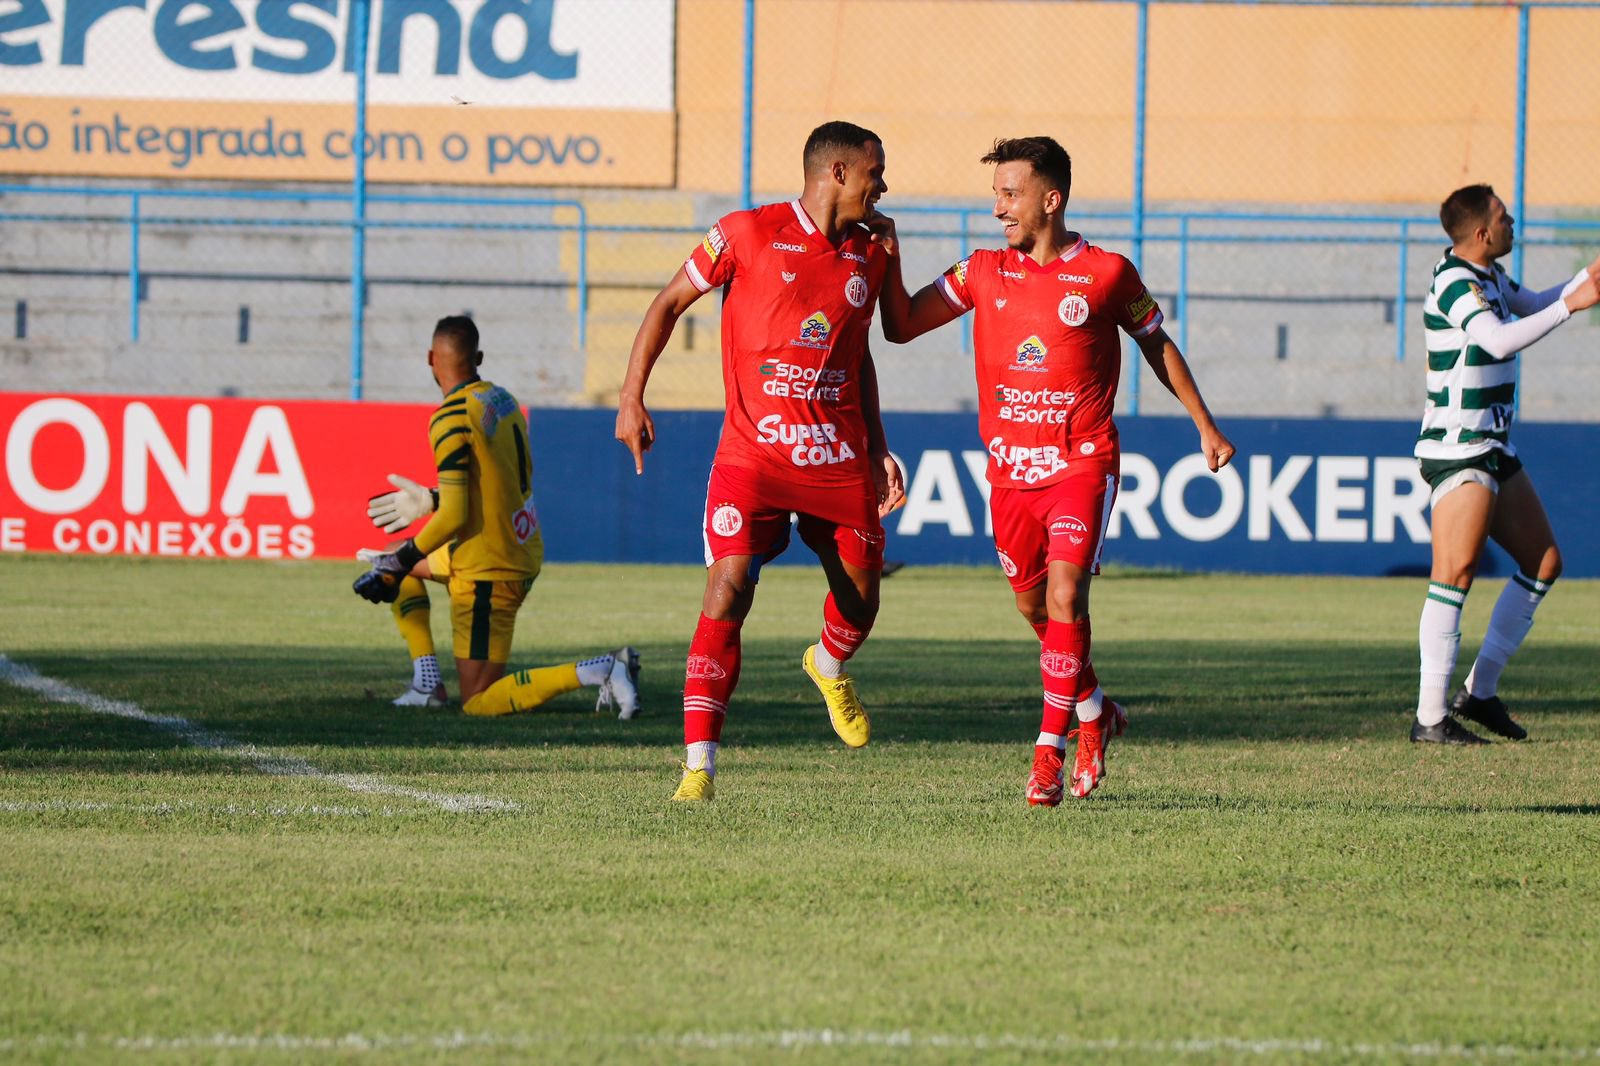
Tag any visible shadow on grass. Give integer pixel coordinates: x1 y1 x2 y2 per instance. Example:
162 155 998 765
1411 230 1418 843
1 639 1589 771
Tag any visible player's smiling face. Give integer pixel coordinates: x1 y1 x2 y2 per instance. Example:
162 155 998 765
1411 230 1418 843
992 161 1054 252
837 140 888 225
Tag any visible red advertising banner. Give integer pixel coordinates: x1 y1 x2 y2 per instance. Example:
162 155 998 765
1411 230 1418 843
0 393 438 561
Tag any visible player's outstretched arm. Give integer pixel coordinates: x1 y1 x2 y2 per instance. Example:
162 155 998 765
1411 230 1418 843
1505 260 1600 318
1464 271 1600 360
617 268 705 475
868 212 963 344
860 349 906 516
1135 328 1235 472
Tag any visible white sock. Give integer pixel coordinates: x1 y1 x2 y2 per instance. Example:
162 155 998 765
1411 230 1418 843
1036 731 1066 750
575 652 615 687
686 740 717 776
412 655 440 692
1466 571 1552 699
811 642 846 679
1417 584 1466 726
1076 685 1105 723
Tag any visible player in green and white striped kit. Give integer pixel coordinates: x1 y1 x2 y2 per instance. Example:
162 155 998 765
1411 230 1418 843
1412 184 1600 744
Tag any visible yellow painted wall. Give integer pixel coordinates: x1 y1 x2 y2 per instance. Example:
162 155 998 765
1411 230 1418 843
676 0 1600 205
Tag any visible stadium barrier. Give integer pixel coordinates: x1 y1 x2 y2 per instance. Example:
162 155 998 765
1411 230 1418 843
5 394 1596 577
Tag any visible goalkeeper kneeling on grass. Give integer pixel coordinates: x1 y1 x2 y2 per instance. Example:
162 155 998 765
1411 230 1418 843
353 315 641 719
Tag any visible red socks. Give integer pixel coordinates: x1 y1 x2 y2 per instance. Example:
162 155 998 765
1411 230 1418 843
684 614 742 745
1039 617 1090 738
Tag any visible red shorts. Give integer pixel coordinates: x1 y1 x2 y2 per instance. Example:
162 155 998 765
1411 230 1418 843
702 462 885 577
988 471 1118 592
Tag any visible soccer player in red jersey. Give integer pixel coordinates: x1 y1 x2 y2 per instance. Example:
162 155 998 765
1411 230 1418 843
615 121 907 802
875 136 1235 806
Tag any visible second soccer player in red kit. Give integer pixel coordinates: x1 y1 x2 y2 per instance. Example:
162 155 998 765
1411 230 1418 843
875 136 1235 806
616 121 906 803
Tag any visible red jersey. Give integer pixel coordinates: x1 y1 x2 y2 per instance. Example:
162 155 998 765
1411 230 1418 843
684 200 889 487
937 237 1163 490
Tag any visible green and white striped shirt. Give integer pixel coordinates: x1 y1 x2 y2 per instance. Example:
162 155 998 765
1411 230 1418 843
1416 253 1522 461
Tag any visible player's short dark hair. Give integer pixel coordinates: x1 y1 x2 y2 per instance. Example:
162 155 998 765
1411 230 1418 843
981 137 1073 202
433 314 479 355
1440 184 1497 243
803 121 882 172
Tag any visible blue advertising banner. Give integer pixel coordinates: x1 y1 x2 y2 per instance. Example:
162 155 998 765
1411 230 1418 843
530 411 1600 578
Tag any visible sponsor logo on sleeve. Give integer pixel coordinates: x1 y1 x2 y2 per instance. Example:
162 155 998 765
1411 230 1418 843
845 274 869 308
1126 289 1157 322
701 223 727 263
949 258 969 286
1058 293 1090 327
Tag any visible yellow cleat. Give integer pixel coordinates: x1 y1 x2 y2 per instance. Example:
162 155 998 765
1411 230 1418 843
670 764 715 803
803 644 870 748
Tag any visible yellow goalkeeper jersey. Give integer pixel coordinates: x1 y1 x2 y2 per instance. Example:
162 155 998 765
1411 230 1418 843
418 378 542 581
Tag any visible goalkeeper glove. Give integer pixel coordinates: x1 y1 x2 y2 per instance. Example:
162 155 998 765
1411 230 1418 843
367 474 437 534
352 539 425 604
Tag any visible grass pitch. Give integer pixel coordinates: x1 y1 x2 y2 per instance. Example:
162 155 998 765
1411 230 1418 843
1 555 1598 1063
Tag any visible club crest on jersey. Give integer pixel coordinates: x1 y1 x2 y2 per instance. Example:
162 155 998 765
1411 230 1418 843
686 655 728 680
844 274 869 308
701 224 726 263
996 549 1018 578
1040 650 1083 679
711 504 744 537
1058 293 1090 327
1014 335 1048 368
792 311 832 349
782 271 797 283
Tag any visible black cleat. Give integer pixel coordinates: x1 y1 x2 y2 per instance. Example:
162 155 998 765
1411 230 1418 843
1451 688 1527 741
1410 716 1490 745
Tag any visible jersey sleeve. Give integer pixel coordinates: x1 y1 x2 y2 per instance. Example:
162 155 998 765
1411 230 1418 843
1113 258 1164 338
1435 275 1492 330
684 212 741 293
935 255 976 312
411 398 473 553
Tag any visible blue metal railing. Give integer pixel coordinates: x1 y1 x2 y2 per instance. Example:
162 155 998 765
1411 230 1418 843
8 183 1598 412
0 182 588 367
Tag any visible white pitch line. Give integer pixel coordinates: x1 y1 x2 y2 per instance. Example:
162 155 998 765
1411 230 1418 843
0 799 402 818
0 1030 1595 1059
0 655 519 814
